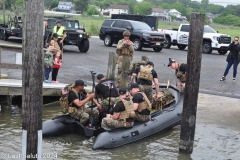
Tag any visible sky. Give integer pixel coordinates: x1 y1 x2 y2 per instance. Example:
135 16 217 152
136 0 240 7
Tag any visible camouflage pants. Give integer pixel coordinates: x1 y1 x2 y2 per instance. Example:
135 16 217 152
100 97 119 113
101 118 134 129
176 79 185 92
134 112 150 122
70 108 99 126
139 85 153 104
116 56 131 87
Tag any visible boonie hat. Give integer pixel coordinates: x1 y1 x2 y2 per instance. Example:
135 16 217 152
52 33 58 38
123 30 131 36
97 74 104 80
118 87 127 95
128 83 139 90
147 61 154 67
75 80 87 87
168 58 176 67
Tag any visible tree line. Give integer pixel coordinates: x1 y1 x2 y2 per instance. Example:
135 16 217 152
1 0 240 26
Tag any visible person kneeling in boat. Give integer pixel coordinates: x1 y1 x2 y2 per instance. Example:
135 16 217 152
67 80 99 126
128 83 151 122
101 87 135 130
168 58 187 92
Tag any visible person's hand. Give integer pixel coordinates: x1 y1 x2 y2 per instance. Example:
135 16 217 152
127 40 131 45
106 114 112 118
60 40 63 44
87 93 95 99
154 94 158 100
97 104 102 111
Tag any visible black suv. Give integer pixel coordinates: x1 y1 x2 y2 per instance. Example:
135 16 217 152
99 19 166 52
45 17 90 53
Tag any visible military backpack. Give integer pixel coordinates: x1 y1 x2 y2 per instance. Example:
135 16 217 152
137 65 153 80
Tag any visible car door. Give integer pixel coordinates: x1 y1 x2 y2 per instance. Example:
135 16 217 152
112 20 125 43
177 25 190 45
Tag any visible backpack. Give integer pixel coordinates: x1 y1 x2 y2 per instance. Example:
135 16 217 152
137 65 153 80
59 83 78 114
44 50 54 67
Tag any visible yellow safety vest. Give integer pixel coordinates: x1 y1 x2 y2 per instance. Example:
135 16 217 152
53 26 65 38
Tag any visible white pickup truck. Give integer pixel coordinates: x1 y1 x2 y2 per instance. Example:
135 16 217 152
158 24 232 55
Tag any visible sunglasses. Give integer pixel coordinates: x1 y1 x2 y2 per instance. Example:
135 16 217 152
234 40 238 41
124 35 130 37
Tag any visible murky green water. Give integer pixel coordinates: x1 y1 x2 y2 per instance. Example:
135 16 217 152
0 104 239 160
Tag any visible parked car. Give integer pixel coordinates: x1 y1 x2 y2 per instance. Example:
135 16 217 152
99 19 166 52
158 24 231 55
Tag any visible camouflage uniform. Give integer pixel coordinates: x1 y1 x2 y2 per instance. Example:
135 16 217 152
116 31 134 87
134 112 150 122
138 85 153 104
101 118 134 129
70 108 99 126
100 97 119 113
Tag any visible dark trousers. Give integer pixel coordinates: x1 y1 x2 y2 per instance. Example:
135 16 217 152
223 59 239 78
44 67 51 80
57 39 63 50
52 68 59 81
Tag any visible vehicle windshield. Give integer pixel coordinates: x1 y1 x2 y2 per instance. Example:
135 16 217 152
204 26 217 33
48 20 79 29
132 22 152 31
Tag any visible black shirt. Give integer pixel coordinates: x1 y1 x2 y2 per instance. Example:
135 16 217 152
228 43 240 61
68 91 84 108
113 98 133 122
132 93 150 115
134 66 158 85
95 79 118 99
179 63 187 74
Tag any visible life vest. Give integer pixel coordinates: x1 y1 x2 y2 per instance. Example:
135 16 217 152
137 65 153 80
59 83 87 114
137 92 152 112
175 63 186 83
44 50 54 67
118 98 135 122
53 26 66 38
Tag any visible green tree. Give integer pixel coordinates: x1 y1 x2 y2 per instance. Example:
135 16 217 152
87 5 100 15
160 3 171 9
143 0 162 6
201 0 209 9
74 0 90 13
189 1 201 10
162 0 177 4
134 1 152 15
206 4 224 14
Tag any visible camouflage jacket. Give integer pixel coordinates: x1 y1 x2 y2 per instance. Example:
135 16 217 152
116 39 134 56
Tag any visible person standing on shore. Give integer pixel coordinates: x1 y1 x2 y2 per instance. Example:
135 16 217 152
220 36 240 83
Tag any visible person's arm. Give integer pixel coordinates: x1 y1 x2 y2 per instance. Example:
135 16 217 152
93 98 102 111
72 93 94 107
133 103 139 111
106 112 120 119
153 78 159 99
117 40 125 50
128 41 134 52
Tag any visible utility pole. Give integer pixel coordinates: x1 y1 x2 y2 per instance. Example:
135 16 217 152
2 0 5 24
21 0 44 159
179 13 205 153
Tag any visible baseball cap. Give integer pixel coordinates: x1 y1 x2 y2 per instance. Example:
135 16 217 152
75 80 87 87
97 74 104 80
168 58 176 67
128 83 139 90
52 33 58 38
147 61 154 67
118 87 127 95
56 20 61 24
123 30 131 36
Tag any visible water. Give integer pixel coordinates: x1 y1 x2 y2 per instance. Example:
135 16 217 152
0 102 240 160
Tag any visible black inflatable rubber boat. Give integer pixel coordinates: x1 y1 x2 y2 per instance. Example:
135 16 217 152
42 84 183 149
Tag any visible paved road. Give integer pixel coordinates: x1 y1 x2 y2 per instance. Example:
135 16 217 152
0 37 239 97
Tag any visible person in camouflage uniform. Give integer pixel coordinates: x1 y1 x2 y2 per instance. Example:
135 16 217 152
101 87 135 130
68 80 99 126
132 61 159 104
128 83 151 122
94 74 119 114
168 58 187 92
44 44 55 83
116 31 134 87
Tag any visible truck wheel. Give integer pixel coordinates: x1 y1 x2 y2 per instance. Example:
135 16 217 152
78 39 89 53
104 35 113 46
0 30 8 41
202 42 212 54
177 45 187 50
163 37 171 49
218 50 227 55
153 47 162 52
133 39 142 51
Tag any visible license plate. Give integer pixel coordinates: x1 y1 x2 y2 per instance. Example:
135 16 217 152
156 42 160 45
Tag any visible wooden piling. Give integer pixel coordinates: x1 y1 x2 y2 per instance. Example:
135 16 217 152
21 0 44 159
179 13 205 153
106 52 116 80
120 56 130 87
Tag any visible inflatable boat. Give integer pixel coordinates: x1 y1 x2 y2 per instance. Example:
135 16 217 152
42 84 183 149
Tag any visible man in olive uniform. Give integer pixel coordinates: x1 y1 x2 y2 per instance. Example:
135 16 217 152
53 21 66 51
168 58 187 92
68 80 99 126
129 83 151 122
101 87 135 130
94 74 119 114
116 31 134 87
131 61 159 104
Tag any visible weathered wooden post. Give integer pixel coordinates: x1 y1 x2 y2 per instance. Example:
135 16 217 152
106 52 116 80
21 0 44 159
120 56 130 87
2 0 5 24
179 13 205 153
